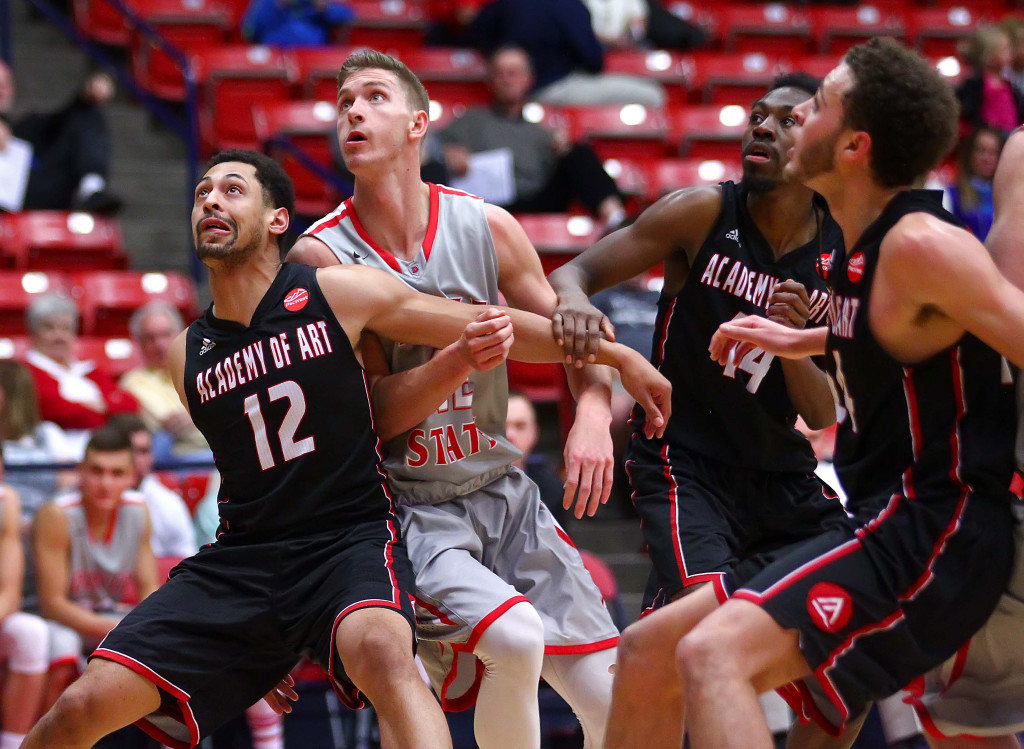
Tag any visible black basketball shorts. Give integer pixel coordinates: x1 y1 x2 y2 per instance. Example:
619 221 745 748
625 438 848 612
728 490 1014 734
93 518 416 748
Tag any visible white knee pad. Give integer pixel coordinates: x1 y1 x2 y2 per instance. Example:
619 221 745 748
1 612 50 674
46 620 84 668
474 601 545 673
542 649 616 749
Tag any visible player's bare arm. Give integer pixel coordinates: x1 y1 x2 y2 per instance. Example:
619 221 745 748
487 202 618 516
317 263 672 437
0 488 24 621
548 186 722 364
871 213 1024 368
362 309 515 441
769 280 836 430
133 506 160 600
988 129 1024 287
33 503 121 641
167 328 189 413
709 318 827 364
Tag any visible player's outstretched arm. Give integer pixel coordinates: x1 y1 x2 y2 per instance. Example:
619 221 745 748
988 128 1024 288
319 265 672 437
548 187 720 365
133 506 160 601
710 315 828 365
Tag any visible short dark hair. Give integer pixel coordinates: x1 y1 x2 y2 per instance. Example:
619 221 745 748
337 49 430 113
105 412 149 438
205 149 295 218
85 425 133 456
767 71 820 99
842 38 959 188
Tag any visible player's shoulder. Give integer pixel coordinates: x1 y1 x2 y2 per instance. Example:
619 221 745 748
643 184 723 227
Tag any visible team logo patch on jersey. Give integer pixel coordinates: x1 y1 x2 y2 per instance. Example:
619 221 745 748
807 582 853 633
408 263 422 276
847 253 865 283
199 337 216 355
284 288 309 312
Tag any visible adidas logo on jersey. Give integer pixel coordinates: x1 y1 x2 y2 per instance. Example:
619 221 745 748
725 229 741 244
807 582 852 633
199 338 216 356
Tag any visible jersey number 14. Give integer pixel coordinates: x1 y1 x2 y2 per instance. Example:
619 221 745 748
722 315 775 393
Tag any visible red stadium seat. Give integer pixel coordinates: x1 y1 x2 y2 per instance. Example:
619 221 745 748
0 271 71 335
670 104 747 161
0 212 127 271
130 0 233 101
291 46 358 101
564 105 670 166
253 100 343 217
72 336 143 379
647 157 742 201
515 213 601 274
190 45 295 153
73 0 131 46
906 7 989 58
808 5 906 56
718 4 814 57
688 52 788 105
604 50 694 107
395 47 490 106
69 270 199 337
344 0 428 49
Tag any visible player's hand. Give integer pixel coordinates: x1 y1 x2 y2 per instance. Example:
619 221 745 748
263 674 298 715
562 410 614 518
709 315 819 365
617 348 671 439
767 279 811 329
455 308 514 372
552 298 615 368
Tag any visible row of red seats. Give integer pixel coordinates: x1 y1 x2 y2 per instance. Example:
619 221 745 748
0 267 199 337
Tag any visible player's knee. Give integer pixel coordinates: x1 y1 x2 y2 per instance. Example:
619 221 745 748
475 601 544 667
675 623 726 683
616 618 660 670
36 685 98 742
4 611 50 674
343 628 416 686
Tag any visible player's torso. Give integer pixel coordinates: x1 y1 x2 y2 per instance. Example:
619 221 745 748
183 263 393 541
59 492 145 611
304 185 520 505
824 189 1016 509
645 181 838 472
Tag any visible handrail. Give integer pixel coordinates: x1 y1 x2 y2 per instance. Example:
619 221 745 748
19 0 205 283
266 134 353 197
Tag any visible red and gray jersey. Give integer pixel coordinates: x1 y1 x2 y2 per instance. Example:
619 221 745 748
54 491 146 612
303 183 520 505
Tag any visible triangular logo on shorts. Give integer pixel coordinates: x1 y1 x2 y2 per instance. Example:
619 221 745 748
807 582 852 633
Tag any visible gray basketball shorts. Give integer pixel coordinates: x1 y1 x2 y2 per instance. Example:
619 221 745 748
398 467 619 710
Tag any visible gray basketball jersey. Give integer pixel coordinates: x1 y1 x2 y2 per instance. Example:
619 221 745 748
55 491 146 612
303 184 521 505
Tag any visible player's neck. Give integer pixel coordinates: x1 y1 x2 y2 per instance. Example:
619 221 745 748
83 501 117 541
350 174 431 261
207 250 282 327
747 185 819 259
819 175 904 251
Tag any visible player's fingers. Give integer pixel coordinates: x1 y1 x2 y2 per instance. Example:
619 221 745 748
585 317 602 362
561 314 578 364
600 316 616 343
572 317 591 366
552 312 565 346
600 459 614 505
641 395 665 439
574 463 595 519
562 461 579 510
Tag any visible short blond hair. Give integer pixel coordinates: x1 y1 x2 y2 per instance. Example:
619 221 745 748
336 49 430 113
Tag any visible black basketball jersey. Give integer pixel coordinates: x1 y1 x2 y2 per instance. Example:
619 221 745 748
184 263 394 543
635 180 841 472
824 190 1016 512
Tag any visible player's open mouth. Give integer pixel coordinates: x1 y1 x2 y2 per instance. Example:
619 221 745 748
346 131 367 144
199 217 232 234
743 143 775 162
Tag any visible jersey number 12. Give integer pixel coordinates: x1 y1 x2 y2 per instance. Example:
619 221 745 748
244 380 316 470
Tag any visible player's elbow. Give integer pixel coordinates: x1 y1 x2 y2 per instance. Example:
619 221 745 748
800 404 837 432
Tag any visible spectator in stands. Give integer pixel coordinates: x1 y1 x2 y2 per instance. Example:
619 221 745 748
957 25 1024 136
1000 16 1024 94
31 427 158 659
947 125 1005 241
439 46 628 230
0 62 121 214
505 391 569 526
241 0 354 47
106 414 197 562
582 0 706 51
0 360 77 513
119 301 209 464
470 0 665 107
0 463 52 749
424 0 489 46
22 294 138 448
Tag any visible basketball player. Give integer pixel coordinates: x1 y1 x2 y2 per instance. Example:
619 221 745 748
547 73 852 746
677 38 1024 749
23 150 669 749
287 50 631 748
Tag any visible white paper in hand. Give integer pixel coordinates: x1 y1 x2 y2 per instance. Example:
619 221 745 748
449 147 516 205
0 136 33 211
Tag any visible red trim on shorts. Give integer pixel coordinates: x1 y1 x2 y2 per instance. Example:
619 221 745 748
416 595 459 626
554 525 577 548
437 595 530 712
48 655 80 670
899 491 968 602
326 598 405 709
92 647 200 749
544 636 618 655
305 204 349 235
943 639 971 695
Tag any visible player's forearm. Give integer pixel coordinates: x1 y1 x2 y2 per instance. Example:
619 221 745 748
564 364 613 415
780 358 837 431
371 345 475 441
548 262 597 302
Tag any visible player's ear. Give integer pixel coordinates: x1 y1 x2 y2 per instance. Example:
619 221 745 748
268 206 290 236
841 129 870 167
409 108 429 141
